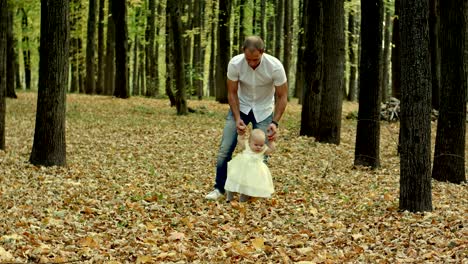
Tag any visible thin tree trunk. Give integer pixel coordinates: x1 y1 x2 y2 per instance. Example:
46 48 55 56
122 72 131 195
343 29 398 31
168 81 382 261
85 0 97 94
238 0 246 53
432 0 466 184
6 8 17 98
283 0 292 81
104 0 115 95
399 0 432 212
96 0 105 94
132 8 139 96
274 0 284 61
354 0 383 168
145 0 156 97
429 0 440 110
215 0 230 103
112 0 129 98
381 8 391 103
300 0 323 137
165 4 176 106
347 2 357 101
30 0 69 166
19 8 31 90
391 0 401 99
0 0 7 149
317 0 345 144
193 0 203 99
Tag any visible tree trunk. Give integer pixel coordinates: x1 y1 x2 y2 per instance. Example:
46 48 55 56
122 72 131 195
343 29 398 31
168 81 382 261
112 0 129 98
347 2 357 101
354 0 383 168
238 0 246 53
432 0 467 184
96 0 105 94
283 0 292 81
399 0 432 212
208 0 217 97
145 0 156 97
316 0 345 144
6 8 17 99
169 1 188 114
295 0 306 101
132 8 139 96
429 0 440 110
30 0 69 166
18 8 31 90
104 0 115 95
391 0 401 99
215 0 230 103
193 0 203 99
260 0 266 41
0 0 7 149
381 7 391 103
85 0 97 94
274 0 284 61
165 4 176 107
300 0 323 137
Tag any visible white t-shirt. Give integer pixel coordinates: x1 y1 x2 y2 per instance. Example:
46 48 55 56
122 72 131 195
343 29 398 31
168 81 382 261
227 53 287 123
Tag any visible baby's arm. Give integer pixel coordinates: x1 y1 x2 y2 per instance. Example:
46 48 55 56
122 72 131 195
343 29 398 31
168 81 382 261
237 134 247 151
264 140 276 155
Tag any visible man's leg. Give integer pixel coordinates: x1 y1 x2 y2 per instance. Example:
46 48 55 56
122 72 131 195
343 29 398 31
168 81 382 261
214 110 239 193
252 113 273 142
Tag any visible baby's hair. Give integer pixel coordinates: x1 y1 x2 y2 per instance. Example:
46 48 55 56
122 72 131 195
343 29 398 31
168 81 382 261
250 129 266 142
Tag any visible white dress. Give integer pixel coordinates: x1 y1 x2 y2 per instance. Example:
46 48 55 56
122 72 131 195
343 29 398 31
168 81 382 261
224 142 274 197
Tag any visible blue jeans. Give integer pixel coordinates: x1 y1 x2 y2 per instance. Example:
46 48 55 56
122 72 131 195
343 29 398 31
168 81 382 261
214 110 272 193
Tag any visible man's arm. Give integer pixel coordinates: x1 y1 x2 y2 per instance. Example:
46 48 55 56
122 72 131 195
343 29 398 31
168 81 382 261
227 79 247 134
267 82 288 141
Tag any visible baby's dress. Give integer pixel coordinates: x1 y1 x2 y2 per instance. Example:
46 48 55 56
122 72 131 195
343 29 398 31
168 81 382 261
224 141 274 197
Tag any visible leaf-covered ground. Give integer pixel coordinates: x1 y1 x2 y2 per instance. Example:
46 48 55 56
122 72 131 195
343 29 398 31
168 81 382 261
0 92 467 263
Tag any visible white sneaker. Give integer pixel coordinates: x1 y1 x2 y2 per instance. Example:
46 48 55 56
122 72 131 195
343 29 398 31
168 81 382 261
205 189 223 200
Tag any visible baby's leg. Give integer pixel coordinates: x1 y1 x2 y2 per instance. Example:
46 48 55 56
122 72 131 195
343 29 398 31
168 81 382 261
239 194 249 202
226 191 234 202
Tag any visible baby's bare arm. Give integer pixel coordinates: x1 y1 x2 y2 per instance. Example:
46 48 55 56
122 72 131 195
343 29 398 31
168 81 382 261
237 134 247 150
264 140 276 155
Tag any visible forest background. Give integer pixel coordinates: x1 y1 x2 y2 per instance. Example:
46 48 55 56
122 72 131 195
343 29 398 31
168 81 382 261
0 0 467 262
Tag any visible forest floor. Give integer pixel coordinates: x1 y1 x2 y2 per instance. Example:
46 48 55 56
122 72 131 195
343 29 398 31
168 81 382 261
0 92 466 263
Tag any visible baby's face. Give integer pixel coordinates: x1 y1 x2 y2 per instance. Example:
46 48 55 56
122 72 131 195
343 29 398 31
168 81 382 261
249 136 265 153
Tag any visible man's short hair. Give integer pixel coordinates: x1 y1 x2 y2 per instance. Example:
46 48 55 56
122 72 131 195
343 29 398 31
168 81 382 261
243 36 265 53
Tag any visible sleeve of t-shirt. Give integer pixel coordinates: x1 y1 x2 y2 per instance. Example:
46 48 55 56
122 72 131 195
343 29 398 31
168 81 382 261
227 61 239 81
272 66 287 87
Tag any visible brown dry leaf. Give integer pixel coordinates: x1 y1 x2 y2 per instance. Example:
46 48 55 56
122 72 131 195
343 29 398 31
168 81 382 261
168 231 185 241
251 237 265 251
136 255 153 263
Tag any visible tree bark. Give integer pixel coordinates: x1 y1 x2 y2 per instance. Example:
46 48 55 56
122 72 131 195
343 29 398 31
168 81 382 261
316 0 345 144
145 0 157 97
429 0 440 110
96 0 105 94
399 0 432 212
0 0 7 149
283 0 292 81
354 0 383 168
112 0 129 98
274 0 284 61
18 8 31 90
85 0 97 94
347 2 357 101
6 7 17 98
432 0 467 184
193 0 203 99
381 7 392 103
104 0 115 95
30 0 69 166
391 0 401 99
300 0 323 137
215 0 230 103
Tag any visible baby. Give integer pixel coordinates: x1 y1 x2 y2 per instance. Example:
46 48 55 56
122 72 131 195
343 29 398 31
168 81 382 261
224 129 275 202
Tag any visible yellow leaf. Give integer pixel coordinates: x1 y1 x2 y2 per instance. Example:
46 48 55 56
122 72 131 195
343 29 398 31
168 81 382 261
136 255 153 264
251 237 265 251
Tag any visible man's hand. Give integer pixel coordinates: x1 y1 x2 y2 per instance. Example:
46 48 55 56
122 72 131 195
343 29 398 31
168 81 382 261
267 123 278 141
237 119 247 135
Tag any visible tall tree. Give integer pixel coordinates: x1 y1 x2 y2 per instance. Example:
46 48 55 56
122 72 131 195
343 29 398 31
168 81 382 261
274 0 284 60
18 8 31 90
208 0 217 97
6 7 17 98
391 0 401 99
145 0 157 97
168 0 188 114
432 0 467 184
429 0 440 110
295 0 306 101
165 7 176 107
347 1 357 101
192 0 204 99
381 6 392 103
283 0 292 81
0 0 7 149
316 0 345 144
30 0 69 166
354 0 383 168
112 0 129 98
260 0 266 40
104 0 115 95
300 0 323 137
69 0 80 92
85 0 97 94
238 0 246 53
96 0 105 94
215 0 231 103
399 0 432 212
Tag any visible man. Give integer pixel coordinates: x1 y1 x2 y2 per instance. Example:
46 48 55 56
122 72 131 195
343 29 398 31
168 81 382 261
205 36 288 200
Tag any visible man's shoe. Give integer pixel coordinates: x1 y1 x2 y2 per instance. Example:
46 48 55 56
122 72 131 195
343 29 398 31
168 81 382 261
205 189 223 200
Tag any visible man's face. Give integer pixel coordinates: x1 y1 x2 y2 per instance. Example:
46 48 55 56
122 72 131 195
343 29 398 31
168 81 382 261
244 49 263 70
